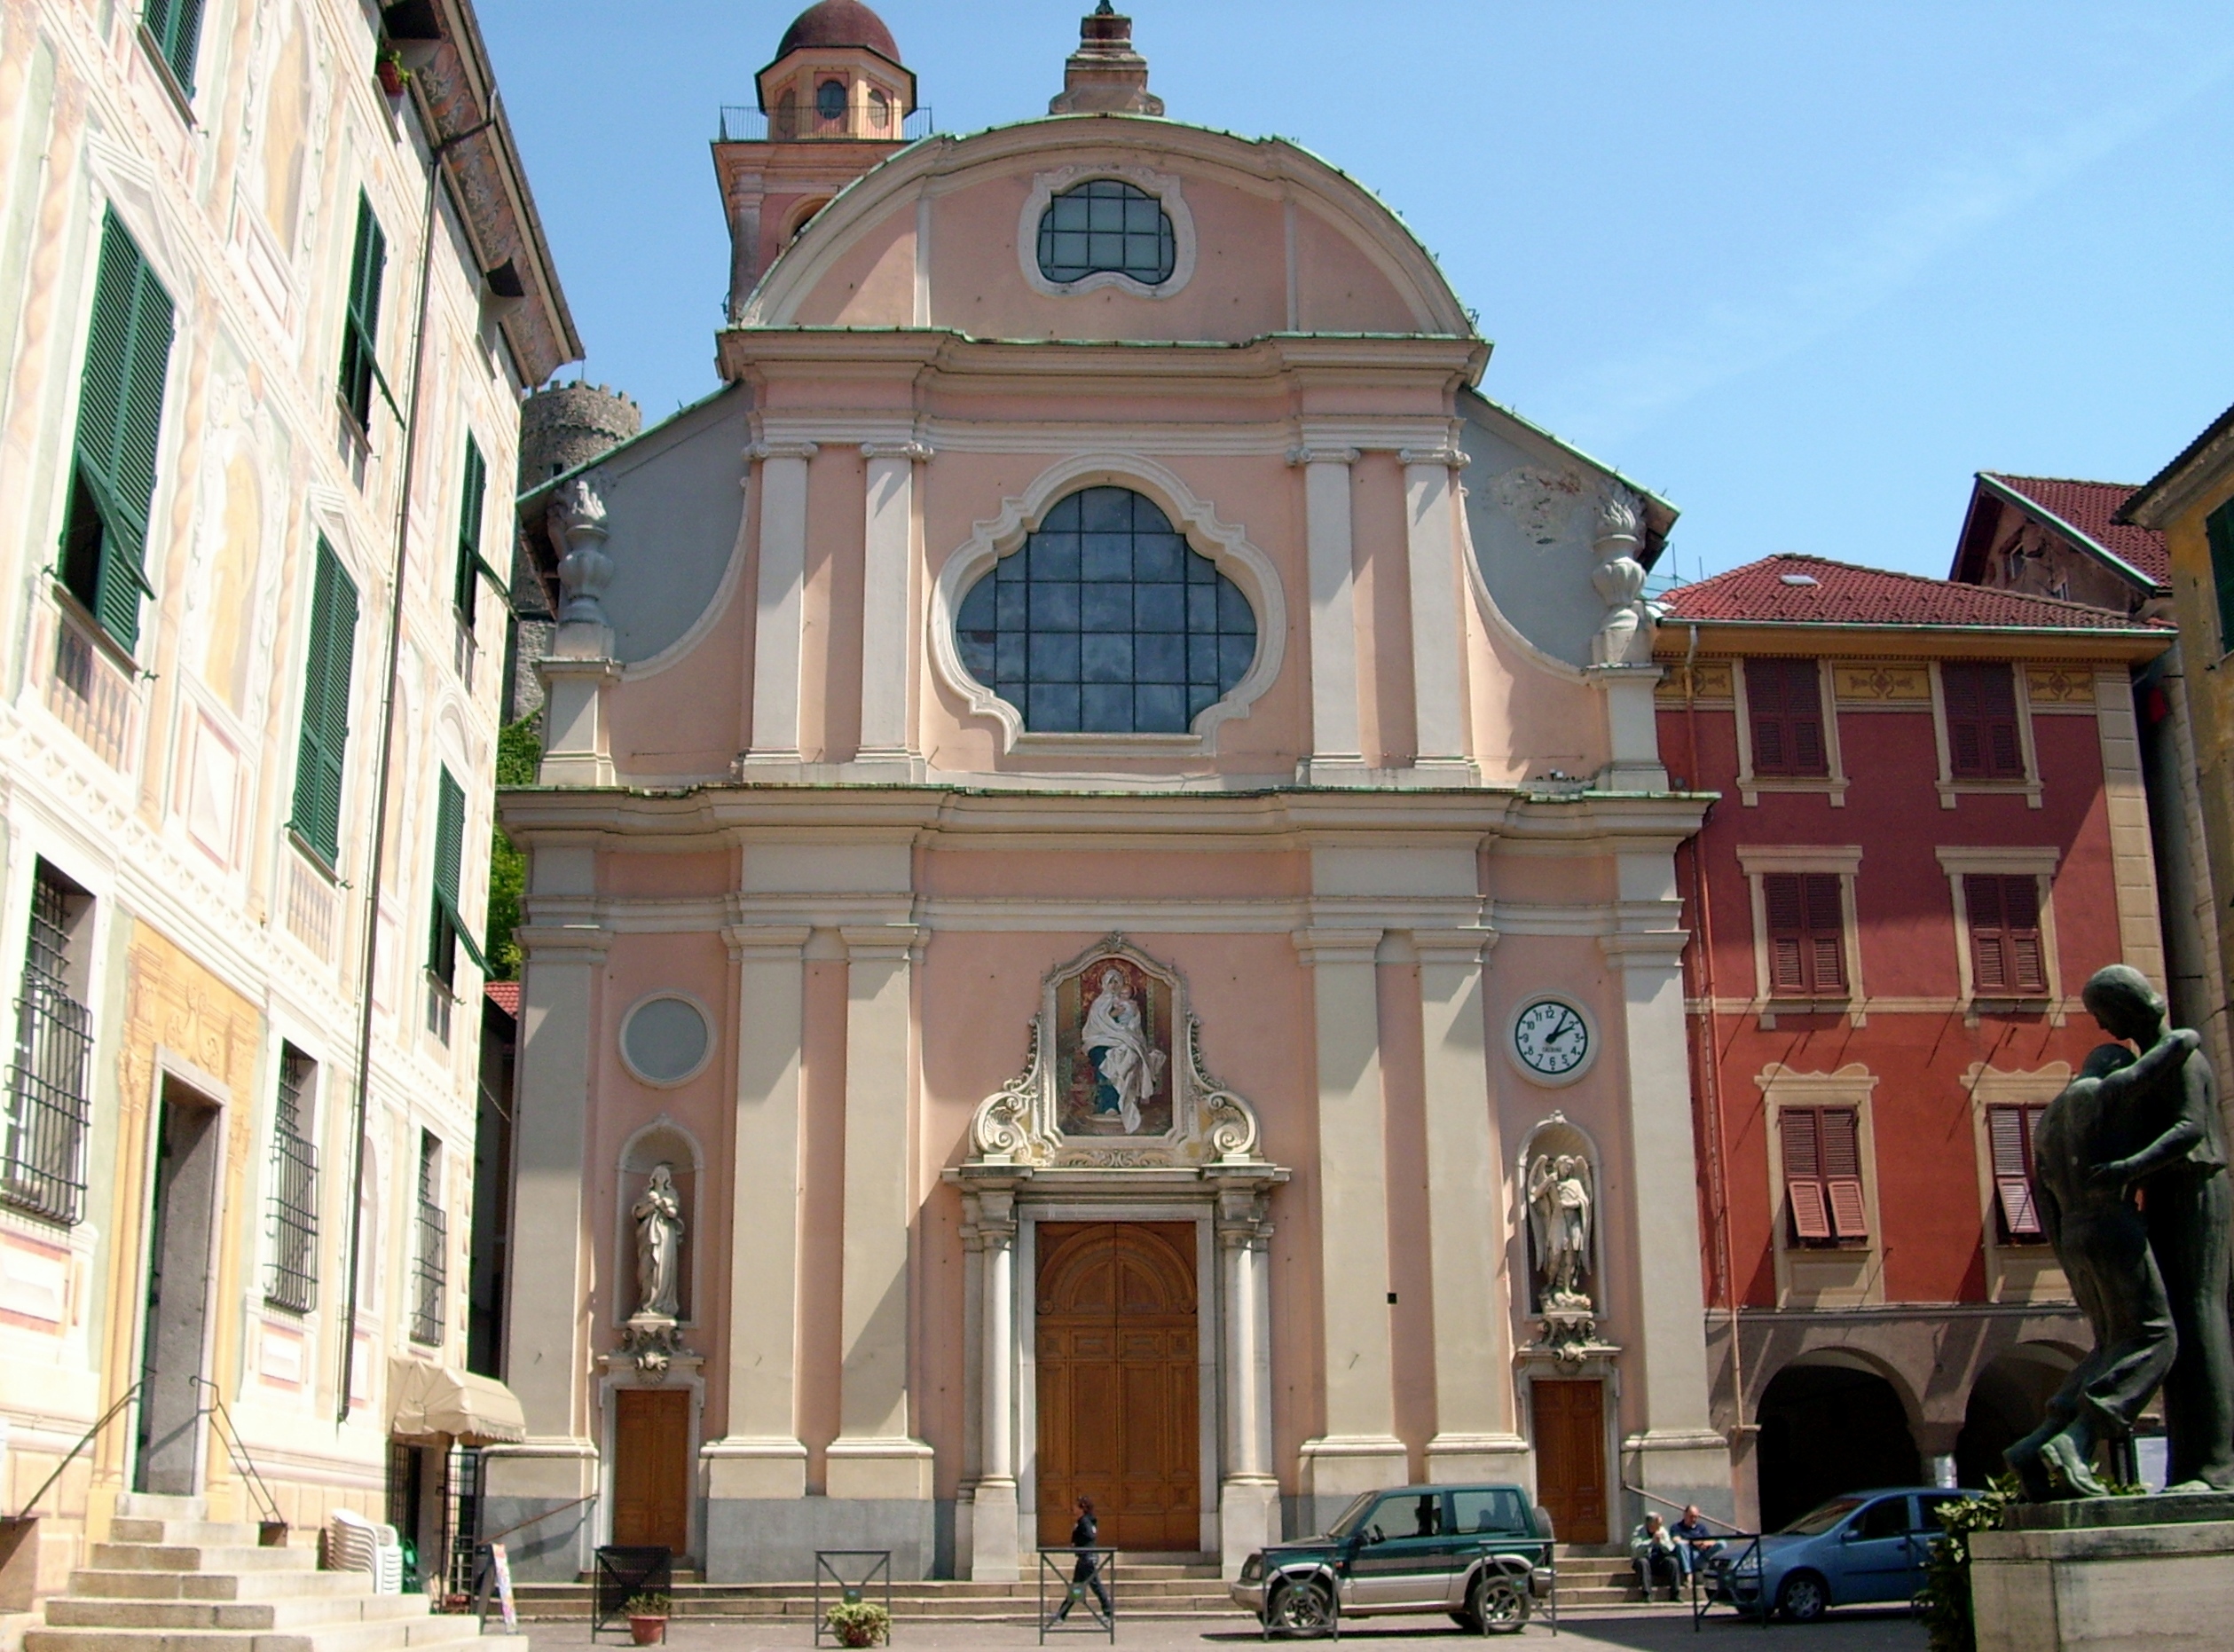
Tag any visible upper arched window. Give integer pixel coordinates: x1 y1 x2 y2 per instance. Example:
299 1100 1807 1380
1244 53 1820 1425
956 487 1256 735
1036 179 1176 287
815 79 847 122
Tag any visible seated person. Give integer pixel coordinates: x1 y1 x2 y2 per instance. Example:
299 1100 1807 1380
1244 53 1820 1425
1670 1504 1721 1577
1630 1511 1682 1600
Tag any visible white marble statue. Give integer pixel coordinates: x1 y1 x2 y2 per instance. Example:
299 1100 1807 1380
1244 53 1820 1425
1082 965 1166 1134
1528 1152 1594 1306
632 1162 684 1319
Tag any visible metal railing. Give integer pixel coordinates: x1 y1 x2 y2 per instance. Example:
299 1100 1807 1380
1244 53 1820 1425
190 1376 286 1538
1690 1532 1773 1630
718 104 935 142
12 1382 138 1520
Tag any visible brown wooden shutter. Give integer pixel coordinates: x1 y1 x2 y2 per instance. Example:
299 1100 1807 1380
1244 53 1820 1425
1746 658 1828 778
2002 876 2046 993
1944 663 2024 779
1782 1108 1832 1241
1765 874 1808 994
1967 876 2010 991
1969 875 2046 996
1763 872 1845 996
1805 874 1845 994
1820 1106 1868 1239
1987 1104 2042 1238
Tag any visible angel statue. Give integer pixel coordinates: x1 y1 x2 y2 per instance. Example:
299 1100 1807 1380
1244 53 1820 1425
632 1163 685 1320
1082 965 1166 1134
1528 1152 1594 1309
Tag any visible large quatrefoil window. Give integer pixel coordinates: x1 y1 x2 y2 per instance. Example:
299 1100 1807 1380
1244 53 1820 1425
955 487 1257 735
1036 179 1176 287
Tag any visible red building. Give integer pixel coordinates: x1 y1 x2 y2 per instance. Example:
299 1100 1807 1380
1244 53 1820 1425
1652 555 2173 1529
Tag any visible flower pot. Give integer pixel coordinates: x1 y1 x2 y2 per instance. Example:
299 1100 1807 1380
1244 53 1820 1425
836 1626 877 1650
374 59 406 97
627 1614 667 1646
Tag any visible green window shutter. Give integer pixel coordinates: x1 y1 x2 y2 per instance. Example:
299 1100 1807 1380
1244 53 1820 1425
2207 499 2234 656
290 539 358 866
62 209 173 654
339 195 387 428
453 437 486 625
142 0 204 96
430 768 485 974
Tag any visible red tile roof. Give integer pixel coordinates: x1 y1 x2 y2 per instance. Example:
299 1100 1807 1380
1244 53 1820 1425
1983 474 2169 585
1657 554 2172 631
484 980 521 1018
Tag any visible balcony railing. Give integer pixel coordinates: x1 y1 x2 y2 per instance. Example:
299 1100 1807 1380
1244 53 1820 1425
718 105 935 143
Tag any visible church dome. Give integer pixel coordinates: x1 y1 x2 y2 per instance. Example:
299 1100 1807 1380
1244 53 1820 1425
773 0 903 66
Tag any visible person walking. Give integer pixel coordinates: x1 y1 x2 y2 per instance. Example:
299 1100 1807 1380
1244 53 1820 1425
1055 1495 1112 1622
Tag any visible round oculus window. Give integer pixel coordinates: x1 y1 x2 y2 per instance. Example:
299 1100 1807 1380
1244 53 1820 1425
621 995 711 1087
816 79 847 122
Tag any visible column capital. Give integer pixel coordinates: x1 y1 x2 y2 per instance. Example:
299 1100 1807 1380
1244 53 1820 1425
514 923 612 962
1399 445 1470 469
1291 926 1384 965
1599 929 1689 967
861 440 934 462
1412 927 1500 968
722 924 814 962
746 439 821 461
1286 444 1360 468
840 923 923 961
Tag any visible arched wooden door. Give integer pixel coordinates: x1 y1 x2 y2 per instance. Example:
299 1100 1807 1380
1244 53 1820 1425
1035 1222 1199 1551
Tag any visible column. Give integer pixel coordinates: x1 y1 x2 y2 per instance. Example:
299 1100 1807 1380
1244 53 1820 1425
857 443 930 775
742 441 817 767
477 851 603 1580
1292 926 1406 1531
971 1190 1020 1580
1288 445 1366 783
1399 447 1475 777
702 926 811 1578
1216 1184 1278 1578
827 924 936 1502
1414 930 1529 1479
1607 850 1733 1522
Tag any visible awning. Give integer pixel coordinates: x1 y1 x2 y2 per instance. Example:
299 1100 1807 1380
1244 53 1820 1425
387 1357 527 1445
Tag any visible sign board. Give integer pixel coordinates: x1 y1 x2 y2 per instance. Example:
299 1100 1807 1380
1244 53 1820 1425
490 1543 517 1632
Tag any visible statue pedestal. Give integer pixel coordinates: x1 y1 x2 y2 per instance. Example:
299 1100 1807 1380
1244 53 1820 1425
1972 1497 2234 1651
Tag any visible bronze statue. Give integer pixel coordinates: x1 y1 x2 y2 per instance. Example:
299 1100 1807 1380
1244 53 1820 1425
2008 967 2234 1499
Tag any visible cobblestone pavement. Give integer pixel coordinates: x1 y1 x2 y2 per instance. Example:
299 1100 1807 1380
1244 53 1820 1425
536 1607 1925 1651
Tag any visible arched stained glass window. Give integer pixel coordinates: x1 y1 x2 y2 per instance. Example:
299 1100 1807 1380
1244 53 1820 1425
956 486 1256 735
1036 179 1176 287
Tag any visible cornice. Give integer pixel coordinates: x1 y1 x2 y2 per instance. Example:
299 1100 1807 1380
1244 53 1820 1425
1649 621 2169 665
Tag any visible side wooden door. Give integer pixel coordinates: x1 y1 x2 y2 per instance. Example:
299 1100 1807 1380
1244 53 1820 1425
1531 1379 1608 1544
1036 1222 1200 1551
613 1388 691 1555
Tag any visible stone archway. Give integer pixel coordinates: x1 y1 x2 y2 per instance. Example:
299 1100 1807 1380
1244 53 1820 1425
1955 1344 2077 1490
1756 1361 1921 1531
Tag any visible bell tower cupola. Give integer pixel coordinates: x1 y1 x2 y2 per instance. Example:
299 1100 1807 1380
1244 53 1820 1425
1049 2 1163 116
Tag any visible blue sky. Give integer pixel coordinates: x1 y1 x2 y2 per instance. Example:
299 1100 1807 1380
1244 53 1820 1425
478 2 2234 581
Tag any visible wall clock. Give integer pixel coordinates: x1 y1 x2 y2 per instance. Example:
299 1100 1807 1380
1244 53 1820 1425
1509 995 1596 1087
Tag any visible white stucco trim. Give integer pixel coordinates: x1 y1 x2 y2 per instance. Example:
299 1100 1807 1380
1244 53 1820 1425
926 453 1287 757
1017 163 1197 300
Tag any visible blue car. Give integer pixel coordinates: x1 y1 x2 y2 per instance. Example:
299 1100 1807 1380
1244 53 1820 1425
1708 1487 1969 1622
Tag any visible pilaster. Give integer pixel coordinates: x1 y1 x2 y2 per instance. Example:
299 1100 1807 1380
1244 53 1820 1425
1399 446 1476 780
1288 444 1368 784
971 1188 1020 1580
1216 1185 1279 1577
855 442 932 778
741 441 818 769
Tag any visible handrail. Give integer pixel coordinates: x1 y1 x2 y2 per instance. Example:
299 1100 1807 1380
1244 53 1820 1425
191 1377 284 1530
13 1382 139 1520
1621 1481 1744 1533
1689 1531 1772 1631
476 1491 596 1548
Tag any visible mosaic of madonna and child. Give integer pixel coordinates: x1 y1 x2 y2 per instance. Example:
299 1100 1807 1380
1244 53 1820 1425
1056 956 1175 1137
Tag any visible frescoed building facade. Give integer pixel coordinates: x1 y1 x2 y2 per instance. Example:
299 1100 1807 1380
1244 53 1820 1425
0 0 571 1604
492 2 1734 1585
1653 555 2173 1530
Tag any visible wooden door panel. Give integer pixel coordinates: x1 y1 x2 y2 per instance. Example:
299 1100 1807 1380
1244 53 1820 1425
613 1388 691 1555
1531 1381 1606 1545
1036 1223 1199 1551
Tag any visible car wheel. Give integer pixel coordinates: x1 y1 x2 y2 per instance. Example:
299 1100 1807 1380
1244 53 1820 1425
1777 1571 1829 1624
1469 1571 1530 1634
1267 1578 1335 1636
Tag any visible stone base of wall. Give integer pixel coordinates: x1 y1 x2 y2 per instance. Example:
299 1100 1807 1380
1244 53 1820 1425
1971 1501 2234 1651
703 1497 939 1583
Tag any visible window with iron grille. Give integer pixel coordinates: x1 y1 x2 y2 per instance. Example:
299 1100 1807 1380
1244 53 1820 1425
1780 1105 1868 1247
264 1046 319 1313
3 864 93 1223
1986 1103 2049 1245
412 1132 446 1347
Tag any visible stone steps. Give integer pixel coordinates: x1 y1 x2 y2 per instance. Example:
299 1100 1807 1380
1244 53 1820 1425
27 1498 523 1652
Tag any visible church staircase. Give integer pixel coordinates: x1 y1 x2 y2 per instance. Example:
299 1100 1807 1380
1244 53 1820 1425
26 1496 527 1652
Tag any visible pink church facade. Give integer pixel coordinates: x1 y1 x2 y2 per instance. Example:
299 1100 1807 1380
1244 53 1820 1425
489 4 1725 1581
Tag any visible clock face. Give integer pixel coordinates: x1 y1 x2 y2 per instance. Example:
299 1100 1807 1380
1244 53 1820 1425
1514 999 1591 1080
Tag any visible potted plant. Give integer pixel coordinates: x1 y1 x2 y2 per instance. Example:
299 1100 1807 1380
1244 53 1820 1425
374 47 408 97
623 1592 670 1647
824 1599 891 1648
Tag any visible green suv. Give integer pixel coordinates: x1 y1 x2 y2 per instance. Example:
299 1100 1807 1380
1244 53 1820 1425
1231 1483 1554 1635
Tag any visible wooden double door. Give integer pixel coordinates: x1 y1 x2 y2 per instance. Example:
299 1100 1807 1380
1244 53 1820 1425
1035 1222 1200 1551
1531 1379 1608 1544
613 1388 692 1556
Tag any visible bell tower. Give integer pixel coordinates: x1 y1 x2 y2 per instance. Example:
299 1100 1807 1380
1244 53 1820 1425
715 0 919 314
